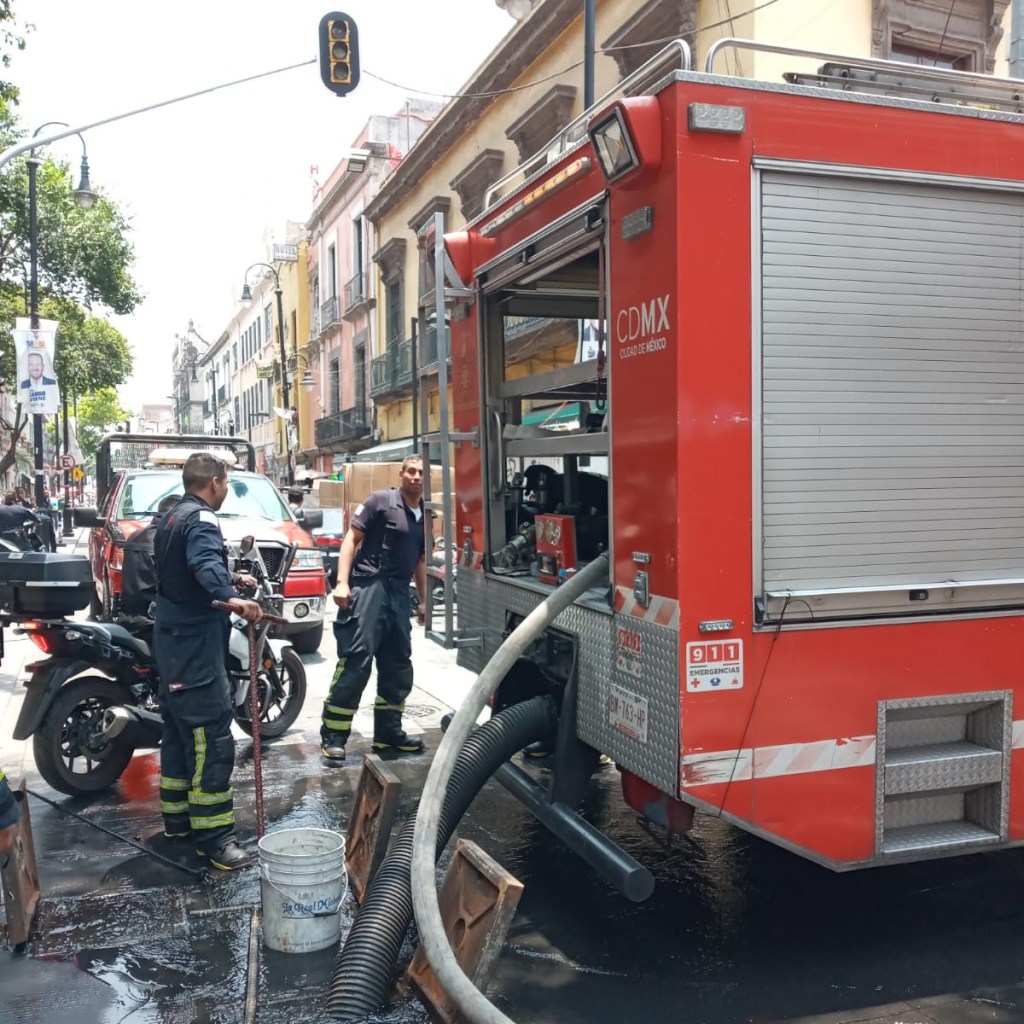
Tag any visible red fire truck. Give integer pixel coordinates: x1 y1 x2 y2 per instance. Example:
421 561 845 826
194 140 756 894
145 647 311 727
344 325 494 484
421 39 1024 875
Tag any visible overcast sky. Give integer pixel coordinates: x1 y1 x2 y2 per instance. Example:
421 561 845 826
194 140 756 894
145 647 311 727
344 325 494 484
8 0 515 410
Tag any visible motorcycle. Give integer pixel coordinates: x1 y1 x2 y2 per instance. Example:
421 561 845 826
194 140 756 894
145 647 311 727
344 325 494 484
11 536 307 797
0 506 53 553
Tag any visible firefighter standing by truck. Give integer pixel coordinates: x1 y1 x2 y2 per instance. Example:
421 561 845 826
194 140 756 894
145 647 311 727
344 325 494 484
321 455 427 762
153 453 263 871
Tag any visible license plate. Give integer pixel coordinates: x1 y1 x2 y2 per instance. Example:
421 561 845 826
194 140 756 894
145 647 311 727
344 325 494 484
609 683 648 743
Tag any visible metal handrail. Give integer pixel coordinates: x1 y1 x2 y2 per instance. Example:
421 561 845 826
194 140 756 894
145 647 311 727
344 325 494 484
704 37 1024 95
483 38 692 211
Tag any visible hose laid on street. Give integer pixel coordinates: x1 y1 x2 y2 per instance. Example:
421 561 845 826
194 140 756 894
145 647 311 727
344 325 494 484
326 695 557 1019
410 554 610 1024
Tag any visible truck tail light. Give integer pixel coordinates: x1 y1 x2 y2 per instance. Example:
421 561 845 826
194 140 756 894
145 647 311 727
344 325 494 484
28 631 51 653
316 535 341 549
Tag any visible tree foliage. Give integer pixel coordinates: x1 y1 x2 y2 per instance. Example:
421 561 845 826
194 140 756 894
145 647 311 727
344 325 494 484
76 387 130 462
0 0 29 106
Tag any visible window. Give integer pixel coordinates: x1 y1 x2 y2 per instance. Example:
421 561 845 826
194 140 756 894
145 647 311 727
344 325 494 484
352 217 364 276
386 278 403 345
327 243 337 298
871 0 1009 73
265 305 273 346
329 355 340 415
232 343 238 373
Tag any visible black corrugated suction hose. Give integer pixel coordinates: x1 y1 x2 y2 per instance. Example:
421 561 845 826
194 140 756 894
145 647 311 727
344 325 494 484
326 694 556 1020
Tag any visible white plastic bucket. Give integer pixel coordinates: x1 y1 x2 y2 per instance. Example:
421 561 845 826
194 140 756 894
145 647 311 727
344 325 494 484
258 827 348 953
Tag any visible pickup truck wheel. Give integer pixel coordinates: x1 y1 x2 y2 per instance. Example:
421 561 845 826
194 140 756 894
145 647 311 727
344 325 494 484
290 621 323 655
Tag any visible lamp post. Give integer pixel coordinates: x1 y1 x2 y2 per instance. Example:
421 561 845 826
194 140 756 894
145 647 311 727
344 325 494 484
241 262 292 485
26 121 97 533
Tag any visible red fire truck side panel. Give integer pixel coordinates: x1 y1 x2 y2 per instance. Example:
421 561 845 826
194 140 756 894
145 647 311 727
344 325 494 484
670 77 1024 863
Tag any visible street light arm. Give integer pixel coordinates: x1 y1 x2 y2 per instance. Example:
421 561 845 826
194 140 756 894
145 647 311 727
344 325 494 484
0 58 317 173
242 261 280 287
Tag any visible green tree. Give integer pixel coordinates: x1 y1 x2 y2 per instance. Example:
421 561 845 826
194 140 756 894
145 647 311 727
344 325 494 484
76 387 130 462
0 1 30 106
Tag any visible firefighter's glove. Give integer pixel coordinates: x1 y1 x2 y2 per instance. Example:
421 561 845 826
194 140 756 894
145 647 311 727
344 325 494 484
227 597 264 623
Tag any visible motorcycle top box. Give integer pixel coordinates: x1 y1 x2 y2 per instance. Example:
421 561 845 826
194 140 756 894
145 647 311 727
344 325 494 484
0 551 94 616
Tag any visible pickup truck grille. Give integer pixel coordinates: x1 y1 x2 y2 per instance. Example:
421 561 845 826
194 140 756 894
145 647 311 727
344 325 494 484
257 544 286 580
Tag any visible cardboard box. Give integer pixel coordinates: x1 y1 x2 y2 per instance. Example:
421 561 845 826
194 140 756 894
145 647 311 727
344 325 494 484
426 465 456 498
343 462 403 503
316 479 347 509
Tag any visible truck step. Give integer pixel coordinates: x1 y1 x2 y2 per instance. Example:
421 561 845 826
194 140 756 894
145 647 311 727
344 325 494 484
883 741 1002 796
882 821 1001 856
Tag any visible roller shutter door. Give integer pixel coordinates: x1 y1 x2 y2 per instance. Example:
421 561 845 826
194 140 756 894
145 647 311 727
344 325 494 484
759 171 1024 617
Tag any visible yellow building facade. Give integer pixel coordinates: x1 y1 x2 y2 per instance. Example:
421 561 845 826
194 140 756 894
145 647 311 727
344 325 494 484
364 0 1015 448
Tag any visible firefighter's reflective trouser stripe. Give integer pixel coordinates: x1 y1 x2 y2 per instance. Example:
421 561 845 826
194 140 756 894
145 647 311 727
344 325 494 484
157 679 236 849
322 576 413 745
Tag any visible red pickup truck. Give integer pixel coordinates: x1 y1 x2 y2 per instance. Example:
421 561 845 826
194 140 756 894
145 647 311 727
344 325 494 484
76 434 327 654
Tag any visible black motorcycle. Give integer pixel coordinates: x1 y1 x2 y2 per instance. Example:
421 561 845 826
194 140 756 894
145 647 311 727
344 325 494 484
0 505 52 553
11 538 307 797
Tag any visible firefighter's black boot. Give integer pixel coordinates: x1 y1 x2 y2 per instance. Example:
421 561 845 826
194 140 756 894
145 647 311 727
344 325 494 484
372 709 425 755
197 839 252 872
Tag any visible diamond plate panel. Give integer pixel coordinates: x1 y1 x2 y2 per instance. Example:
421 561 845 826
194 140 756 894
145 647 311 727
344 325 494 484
876 691 1012 855
455 570 680 796
884 744 1002 795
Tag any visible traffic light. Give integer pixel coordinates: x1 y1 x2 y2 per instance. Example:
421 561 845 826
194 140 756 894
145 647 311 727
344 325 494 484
319 12 360 97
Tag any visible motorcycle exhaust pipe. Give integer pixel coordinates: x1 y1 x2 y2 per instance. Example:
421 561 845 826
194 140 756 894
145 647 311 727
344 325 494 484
101 706 163 749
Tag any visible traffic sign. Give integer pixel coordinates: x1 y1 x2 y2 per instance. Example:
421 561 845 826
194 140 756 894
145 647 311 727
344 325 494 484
58 454 75 470
71 467 84 482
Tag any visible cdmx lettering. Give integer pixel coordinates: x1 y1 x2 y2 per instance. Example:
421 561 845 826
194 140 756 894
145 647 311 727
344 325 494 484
615 294 670 344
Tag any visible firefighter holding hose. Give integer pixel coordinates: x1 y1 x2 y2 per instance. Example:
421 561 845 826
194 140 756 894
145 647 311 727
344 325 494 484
153 453 263 871
321 455 427 762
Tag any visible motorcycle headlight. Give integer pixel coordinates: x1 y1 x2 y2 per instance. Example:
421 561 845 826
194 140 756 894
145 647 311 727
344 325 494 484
293 549 323 570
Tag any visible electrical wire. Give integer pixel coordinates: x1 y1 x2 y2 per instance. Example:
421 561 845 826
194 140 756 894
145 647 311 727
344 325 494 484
711 595 790 818
362 0 784 102
935 0 956 65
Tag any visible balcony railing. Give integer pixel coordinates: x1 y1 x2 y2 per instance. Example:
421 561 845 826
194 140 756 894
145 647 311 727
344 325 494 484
419 324 451 372
320 295 340 332
308 312 321 343
343 271 371 317
370 339 414 398
314 405 371 447
503 315 549 341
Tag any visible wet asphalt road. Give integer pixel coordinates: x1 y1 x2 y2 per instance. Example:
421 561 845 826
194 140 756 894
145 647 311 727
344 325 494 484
3 570 1024 1021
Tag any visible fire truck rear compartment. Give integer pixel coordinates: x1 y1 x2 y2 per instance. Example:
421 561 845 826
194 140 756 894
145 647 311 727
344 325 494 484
876 692 1010 858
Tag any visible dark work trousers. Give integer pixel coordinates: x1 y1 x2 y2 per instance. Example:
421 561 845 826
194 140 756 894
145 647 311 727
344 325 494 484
322 575 413 745
154 617 236 850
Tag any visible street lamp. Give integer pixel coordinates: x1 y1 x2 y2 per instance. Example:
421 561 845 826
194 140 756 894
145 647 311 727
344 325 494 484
26 121 97 537
291 351 316 393
240 262 293 485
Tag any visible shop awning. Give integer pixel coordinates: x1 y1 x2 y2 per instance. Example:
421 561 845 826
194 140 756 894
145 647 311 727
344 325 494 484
343 438 416 463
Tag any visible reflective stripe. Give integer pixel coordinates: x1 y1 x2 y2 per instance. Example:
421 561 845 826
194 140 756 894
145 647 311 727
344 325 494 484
374 697 404 712
190 788 233 806
160 776 190 791
323 718 352 732
323 703 355 716
191 811 235 830
160 800 189 814
331 659 347 684
192 727 207 792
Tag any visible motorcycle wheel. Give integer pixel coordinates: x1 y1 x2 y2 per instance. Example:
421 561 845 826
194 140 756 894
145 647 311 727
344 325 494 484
234 648 306 740
33 677 134 796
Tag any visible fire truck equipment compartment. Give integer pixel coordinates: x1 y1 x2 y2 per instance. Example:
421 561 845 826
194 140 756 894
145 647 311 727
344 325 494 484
0 552 94 616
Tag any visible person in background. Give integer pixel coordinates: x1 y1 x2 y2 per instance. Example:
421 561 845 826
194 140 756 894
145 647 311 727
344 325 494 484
320 455 427 763
287 487 306 525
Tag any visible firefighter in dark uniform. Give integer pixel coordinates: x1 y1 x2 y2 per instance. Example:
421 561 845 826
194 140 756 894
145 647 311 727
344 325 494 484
321 455 427 762
153 453 262 870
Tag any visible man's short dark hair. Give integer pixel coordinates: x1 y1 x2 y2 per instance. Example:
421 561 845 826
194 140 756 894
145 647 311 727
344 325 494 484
400 455 423 471
182 453 227 493
157 495 180 514
287 488 303 502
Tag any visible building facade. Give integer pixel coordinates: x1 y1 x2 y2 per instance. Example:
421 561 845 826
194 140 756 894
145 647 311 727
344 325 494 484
304 104 441 474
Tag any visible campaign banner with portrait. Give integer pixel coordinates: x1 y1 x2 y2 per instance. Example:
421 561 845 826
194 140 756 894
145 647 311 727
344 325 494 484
12 317 60 415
